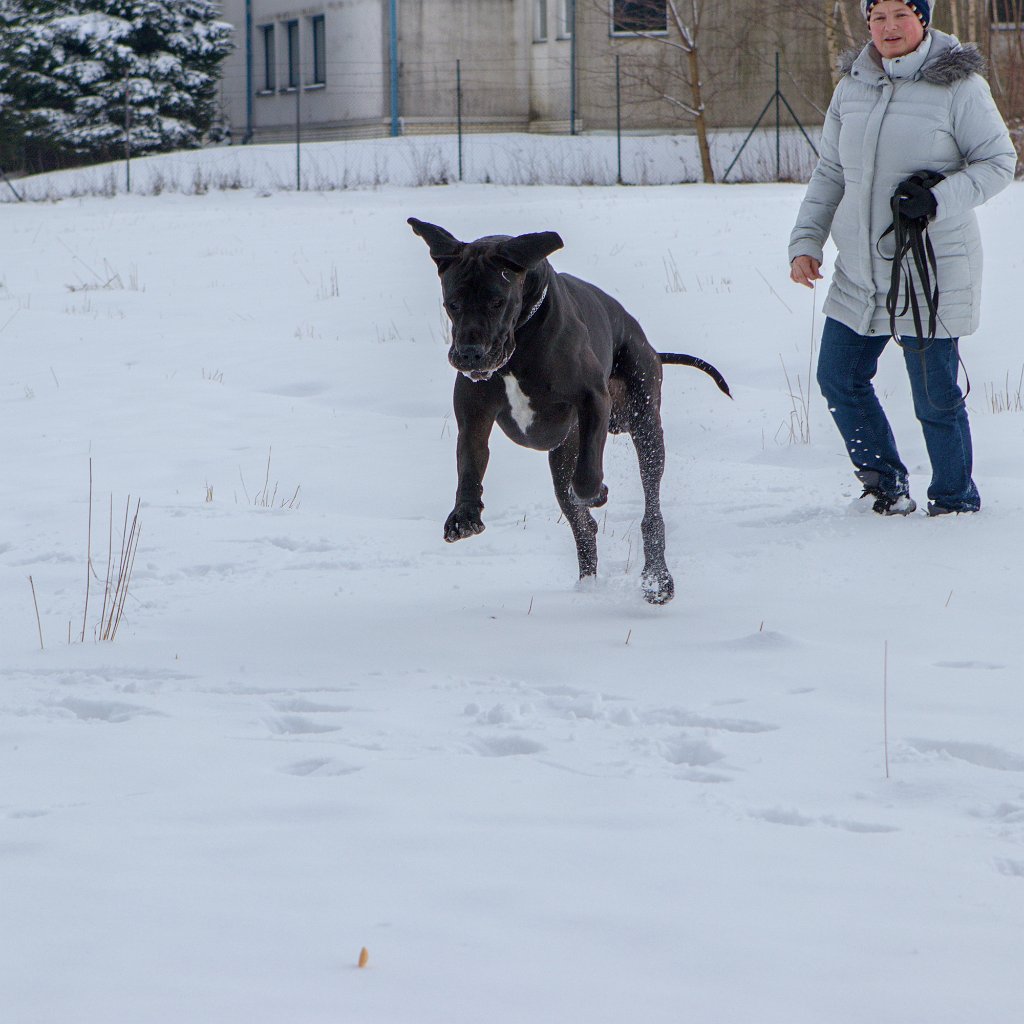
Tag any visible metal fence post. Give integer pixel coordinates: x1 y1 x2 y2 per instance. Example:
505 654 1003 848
0 167 23 202
615 55 622 185
775 52 781 182
456 58 463 181
243 0 254 143
124 79 132 193
389 0 400 136
722 52 819 183
569 0 577 135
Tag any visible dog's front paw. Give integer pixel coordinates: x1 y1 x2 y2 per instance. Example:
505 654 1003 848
570 481 609 508
444 506 485 543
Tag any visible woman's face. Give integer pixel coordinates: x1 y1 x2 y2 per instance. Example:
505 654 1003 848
869 1 926 59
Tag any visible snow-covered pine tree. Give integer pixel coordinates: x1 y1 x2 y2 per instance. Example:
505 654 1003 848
0 1 233 172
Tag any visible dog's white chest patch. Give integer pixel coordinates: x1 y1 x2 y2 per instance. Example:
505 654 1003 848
503 373 535 434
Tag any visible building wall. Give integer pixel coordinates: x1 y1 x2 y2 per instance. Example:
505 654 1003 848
399 0 530 132
574 3 837 133
527 0 574 131
217 1 839 142
220 0 390 143
217 3 1021 147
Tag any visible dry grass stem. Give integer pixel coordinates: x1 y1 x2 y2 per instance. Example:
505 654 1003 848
883 640 890 781
99 497 142 642
98 494 115 636
29 576 44 650
240 447 301 509
983 366 1024 413
81 458 93 643
778 355 812 445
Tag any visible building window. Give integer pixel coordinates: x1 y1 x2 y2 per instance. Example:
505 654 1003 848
311 14 326 84
286 19 300 89
992 1 1024 26
557 0 572 39
534 0 548 42
611 0 667 34
260 24 276 92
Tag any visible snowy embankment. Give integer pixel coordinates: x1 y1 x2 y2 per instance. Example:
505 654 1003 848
1 127 821 199
1 162 1023 1023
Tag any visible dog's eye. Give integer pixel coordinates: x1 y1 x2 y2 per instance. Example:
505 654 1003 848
489 297 503 310
446 300 461 314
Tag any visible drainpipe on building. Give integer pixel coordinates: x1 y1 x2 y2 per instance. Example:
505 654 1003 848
389 0 400 136
569 0 577 135
243 0 254 143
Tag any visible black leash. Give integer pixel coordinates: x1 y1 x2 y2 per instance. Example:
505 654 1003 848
878 170 970 412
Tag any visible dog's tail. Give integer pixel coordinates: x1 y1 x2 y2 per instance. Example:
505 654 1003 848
659 353 732 399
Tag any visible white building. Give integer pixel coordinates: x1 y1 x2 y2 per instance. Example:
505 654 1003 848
217 0 575 143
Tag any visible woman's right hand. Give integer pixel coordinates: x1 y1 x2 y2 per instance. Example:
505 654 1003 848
790 256 823 288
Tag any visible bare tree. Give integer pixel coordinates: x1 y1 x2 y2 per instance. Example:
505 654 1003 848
967 0 980 41
985 0 1024 165
588 0 716 182
665 1 715 182
825 3 842 86
948 0 962 38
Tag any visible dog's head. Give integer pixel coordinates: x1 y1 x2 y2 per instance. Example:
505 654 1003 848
409 217 563 381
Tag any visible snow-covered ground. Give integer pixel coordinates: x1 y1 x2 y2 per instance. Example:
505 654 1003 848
2 156 1023 1022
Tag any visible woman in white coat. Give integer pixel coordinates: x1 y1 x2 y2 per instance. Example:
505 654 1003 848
789 0 1016 515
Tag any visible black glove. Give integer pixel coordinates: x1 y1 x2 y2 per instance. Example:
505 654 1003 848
894 177 938 221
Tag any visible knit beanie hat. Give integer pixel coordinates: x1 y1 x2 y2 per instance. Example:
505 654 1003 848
862 0 932 28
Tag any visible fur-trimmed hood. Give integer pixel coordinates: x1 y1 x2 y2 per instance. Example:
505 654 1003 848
839 30 986 83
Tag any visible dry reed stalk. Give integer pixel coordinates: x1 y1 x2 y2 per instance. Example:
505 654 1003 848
99 497 142 641
883 640 890 780
81 458 93 642
256 447 274 506
29 576 44 650
98 494 114 634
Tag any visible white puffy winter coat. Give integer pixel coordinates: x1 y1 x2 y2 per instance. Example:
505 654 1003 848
789 30 1017 338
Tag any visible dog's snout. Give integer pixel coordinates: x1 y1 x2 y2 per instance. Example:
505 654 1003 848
455 342 488 366
450 325 497 366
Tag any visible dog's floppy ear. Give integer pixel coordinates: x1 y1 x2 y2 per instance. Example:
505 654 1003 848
495 231 564 273
408 217 465 274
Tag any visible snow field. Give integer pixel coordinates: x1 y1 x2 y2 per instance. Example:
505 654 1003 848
2 176 1023 1022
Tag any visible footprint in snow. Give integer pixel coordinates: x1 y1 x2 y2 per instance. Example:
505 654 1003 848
469 736 546 758
646 708 779 734
819 815 899 834
933 660 1006 670
751 808 899 833
270 697 353 714
969 802 1024 824
903 739 1024 773
661 737 726 768
266 714 343 736
280 758 362 777
57 697 163 723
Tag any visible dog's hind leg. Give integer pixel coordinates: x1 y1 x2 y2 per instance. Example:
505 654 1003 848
613 331 675 604
613 354 674 605
630 405 674 605
548 434 599 581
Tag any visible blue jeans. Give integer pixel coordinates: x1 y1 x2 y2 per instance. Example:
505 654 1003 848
816 317 980 512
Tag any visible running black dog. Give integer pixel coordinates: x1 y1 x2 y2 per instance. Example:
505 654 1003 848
409 218 729 604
